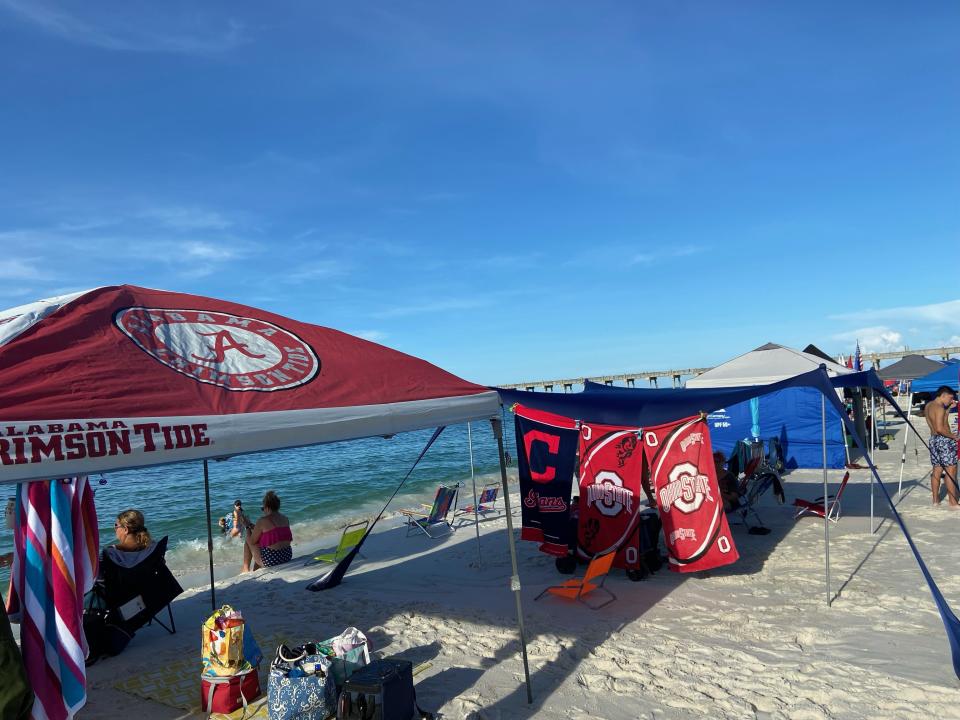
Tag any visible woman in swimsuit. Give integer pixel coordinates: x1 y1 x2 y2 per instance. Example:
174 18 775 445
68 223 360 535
242 490 293 572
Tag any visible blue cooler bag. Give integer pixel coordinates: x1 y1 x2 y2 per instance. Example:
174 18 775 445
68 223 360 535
268 644 337 720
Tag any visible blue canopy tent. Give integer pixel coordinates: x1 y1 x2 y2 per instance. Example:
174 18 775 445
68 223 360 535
497 367 960 678
911 363 960 394
692 387 845 469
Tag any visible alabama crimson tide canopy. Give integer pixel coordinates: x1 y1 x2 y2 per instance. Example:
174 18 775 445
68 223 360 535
0 285 500 484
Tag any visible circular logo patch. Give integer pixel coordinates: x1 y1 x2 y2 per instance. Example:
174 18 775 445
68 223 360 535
115 307 320 392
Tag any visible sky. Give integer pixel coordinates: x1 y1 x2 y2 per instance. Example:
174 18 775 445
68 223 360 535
0 1 958 385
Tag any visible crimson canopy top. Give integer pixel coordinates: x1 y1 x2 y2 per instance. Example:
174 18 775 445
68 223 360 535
0 285 499 483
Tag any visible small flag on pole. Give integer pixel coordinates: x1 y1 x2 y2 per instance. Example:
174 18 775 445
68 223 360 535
854 341 862 371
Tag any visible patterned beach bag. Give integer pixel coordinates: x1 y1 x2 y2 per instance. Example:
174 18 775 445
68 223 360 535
200 605 263 717
320 627 371 688
268 644 337 720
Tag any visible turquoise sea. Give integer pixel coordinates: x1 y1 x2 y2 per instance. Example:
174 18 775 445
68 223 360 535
0 418 518 589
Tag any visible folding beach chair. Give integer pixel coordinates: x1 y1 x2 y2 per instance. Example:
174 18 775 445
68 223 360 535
95 536 183 636
534 552 617 609
306 519 369 566
454 483 502 525
726 453 785 533
793 472 851 523
400 484 458 538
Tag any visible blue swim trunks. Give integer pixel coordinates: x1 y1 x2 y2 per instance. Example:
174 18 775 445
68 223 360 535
930 435 958 468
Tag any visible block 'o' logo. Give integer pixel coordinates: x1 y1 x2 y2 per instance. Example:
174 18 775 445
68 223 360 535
115 307 319 392
664 461 708 514
587 471 634 517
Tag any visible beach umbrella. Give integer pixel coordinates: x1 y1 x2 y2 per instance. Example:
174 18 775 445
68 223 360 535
0 286 532 703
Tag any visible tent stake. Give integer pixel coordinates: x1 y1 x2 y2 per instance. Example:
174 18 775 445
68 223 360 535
203 459 217 612
822 393 831 607
491 417 533 704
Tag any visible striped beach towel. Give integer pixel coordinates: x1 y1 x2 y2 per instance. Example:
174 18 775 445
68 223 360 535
6 477 99 720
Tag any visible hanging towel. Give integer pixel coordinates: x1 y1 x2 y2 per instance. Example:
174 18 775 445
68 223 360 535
6 477 99 720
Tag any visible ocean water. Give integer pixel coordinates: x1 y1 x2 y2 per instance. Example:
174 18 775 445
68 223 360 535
0 419 518 589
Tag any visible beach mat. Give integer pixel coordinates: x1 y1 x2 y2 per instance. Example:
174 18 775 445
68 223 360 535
112 634 282 717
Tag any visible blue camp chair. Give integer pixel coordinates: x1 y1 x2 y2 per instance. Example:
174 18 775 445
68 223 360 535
400 485 458 538
726 444 785 533
454 483 502 525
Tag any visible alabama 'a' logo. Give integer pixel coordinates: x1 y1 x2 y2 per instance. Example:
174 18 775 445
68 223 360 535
115 307 320 392
658 461 714 514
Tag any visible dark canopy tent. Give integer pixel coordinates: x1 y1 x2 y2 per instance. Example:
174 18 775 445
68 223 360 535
878 355 944 381
803 344 838 364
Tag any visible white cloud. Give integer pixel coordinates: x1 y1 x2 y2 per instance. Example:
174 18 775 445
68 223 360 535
831 326 904 354
286 261 346 283
628 245 705 266
829 299 960 354
140 206 234 232
373 297 491 318
0 258 46 281
0 0 245 54
180 241 243 262
831 299 960 326
350 329 387 343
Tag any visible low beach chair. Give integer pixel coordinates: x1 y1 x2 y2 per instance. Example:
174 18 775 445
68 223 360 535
306 519 369 566
535 552 617 609
793 472 850 523
454 483 502 525
726 456 785 533
95 536 183 635
400 484 458 538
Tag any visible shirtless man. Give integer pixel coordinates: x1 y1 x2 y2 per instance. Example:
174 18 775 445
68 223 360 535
923 386 959 507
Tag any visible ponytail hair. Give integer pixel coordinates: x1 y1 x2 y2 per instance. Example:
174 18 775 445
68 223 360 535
117 509 152 550
262 491 280 512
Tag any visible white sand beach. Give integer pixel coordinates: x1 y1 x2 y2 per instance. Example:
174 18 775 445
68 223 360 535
81 410 960 720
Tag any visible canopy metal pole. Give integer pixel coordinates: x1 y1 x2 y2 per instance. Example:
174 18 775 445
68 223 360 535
203 459 217 612
491 417 533 704
468 422 482 568
870 389 876 533
898 391 913 496
822 394 831 607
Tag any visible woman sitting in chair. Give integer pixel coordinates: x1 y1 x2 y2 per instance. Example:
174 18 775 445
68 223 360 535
242 491 293 572
713 452 741 511
111 509 154 557
85 510 182 663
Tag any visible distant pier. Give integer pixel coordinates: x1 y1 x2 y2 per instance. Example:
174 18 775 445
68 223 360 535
499 345 960 392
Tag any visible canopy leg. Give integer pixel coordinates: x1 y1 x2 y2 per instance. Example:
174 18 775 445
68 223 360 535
468 423 482 568
491 417 533 704
203 459 217 612
822 395 831 607
898 392 912 496
870 389 875 534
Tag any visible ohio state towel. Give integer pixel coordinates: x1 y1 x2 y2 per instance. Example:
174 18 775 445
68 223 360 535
643 416 739 573
577 422 647 571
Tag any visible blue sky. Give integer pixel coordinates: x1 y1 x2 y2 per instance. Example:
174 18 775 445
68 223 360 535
1 1 958 385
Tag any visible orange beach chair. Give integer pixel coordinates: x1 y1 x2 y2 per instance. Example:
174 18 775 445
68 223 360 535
534 552 617 609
